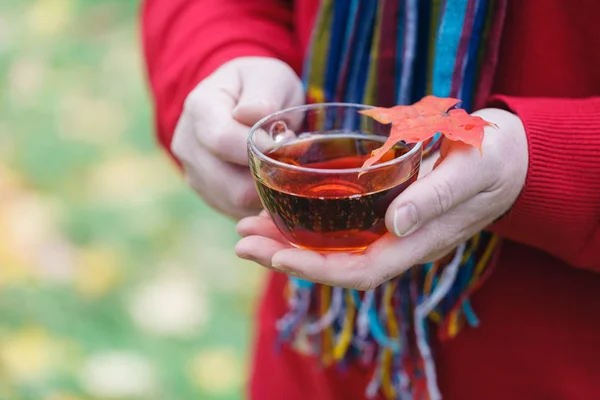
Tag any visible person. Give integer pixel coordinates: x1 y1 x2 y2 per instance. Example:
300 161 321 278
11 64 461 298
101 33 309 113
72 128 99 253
141 0 600 399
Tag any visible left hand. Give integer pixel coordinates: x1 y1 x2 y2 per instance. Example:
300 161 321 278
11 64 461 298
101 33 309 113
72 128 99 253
235 108 529 290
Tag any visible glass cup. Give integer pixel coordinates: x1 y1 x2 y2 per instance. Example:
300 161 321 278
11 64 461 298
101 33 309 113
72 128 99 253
248 103 422 253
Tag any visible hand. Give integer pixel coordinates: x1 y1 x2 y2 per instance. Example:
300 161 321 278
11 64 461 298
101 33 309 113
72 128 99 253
171 57 304 220
235 108 529 290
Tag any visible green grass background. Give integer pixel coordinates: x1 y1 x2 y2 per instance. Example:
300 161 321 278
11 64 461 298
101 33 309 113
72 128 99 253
0 1 264 399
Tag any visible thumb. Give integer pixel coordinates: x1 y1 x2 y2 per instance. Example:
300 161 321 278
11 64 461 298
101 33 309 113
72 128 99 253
385 142 486 237
232 59 304 126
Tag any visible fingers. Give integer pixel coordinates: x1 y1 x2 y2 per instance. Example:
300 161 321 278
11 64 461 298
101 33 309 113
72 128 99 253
266 195 491 290
235 215 403 288
233 58 304 127
236 214 286 242
178 58 304 167
385 141 489 237
187 164 261 219
180 142 262 219
182 82 256 166
271 248 382 288
397 197 490 263
172 58 306 221
235 236 290 269
235 197 490 289
267 234 417 289
235 213 291 269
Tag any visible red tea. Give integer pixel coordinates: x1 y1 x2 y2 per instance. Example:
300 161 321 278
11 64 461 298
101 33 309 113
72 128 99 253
254 134 419 252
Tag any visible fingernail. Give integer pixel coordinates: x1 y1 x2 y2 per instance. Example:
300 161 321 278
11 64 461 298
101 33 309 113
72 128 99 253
393 203 419 236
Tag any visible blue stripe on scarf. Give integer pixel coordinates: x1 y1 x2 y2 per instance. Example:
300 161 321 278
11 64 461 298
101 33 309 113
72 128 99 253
344 0 377 104
335 0 360 100
394 0 405 104
397 0 418 105
324 0 351 101
410 0 432 104
459 0 488 112
432 0 469 97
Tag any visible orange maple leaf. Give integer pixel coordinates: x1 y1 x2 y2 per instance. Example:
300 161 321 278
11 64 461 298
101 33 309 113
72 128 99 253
358 95 497 169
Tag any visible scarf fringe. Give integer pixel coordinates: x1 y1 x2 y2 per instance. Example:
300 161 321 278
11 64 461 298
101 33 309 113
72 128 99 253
287 0 508 398
276 232 500 400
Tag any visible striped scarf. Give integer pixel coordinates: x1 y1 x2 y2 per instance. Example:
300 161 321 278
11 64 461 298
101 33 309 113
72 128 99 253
276 1 507 399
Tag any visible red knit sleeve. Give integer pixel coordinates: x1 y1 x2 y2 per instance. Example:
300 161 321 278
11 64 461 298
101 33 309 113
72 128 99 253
140 0 301 163
487 96 600 271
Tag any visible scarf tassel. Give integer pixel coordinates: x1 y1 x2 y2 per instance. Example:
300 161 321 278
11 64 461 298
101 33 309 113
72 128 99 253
276 231 500 400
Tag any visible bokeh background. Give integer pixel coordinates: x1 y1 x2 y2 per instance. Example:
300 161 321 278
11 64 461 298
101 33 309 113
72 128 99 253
0 1 265 399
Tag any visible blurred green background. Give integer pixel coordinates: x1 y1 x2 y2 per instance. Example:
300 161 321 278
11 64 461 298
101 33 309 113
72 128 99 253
0 0 265 399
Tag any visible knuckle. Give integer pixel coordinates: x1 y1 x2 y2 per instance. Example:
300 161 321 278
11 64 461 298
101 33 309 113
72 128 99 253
431 179 455 214
176 89 213 159
171 127 189 161
183 87 205 115
171 135 184 159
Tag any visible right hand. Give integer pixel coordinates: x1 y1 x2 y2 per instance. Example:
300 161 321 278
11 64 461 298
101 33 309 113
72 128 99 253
171 57 304 220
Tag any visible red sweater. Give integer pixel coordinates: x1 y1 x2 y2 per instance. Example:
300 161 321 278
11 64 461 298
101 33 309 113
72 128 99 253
141 1 600 399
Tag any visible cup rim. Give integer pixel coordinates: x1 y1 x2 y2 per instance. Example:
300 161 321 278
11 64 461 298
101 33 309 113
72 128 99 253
248 102 423 175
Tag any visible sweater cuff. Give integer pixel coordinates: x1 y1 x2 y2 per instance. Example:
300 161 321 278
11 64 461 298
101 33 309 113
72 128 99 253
485 95 600 265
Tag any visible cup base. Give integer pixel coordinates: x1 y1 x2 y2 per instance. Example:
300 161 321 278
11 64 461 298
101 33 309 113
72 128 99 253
289 242 368 254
